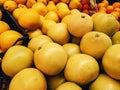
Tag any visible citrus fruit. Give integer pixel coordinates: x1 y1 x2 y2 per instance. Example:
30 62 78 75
27 35 53 52
56 82 83 90
102 44 120 80
0 30 23 52
34 42 68 76
64 53 99 85
1 45 33 77
80 31 112 59
18 8 40 30
9 68 47 90
68 12 93 37
0 21 10 34
63 43 80 57
89 73 120 90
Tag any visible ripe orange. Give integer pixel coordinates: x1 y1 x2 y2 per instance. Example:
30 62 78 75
106 5 114 13
18 8 40 30
14 0 27 4
26 0 36 8
0 0 6 6
112 2 120 8
102 44 120 80
0 30 23 52
46 1 57 12
0 21 11 34
64 53 99 85
3 0 18 12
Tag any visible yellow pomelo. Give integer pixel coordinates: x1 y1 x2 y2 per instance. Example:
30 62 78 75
56 82 83 90
27 35 53 52
63 43 80 57
68 12 93 37
1 45 33 77
92 13 119 37
102 44 120 80
47 73 66 90
9 68 47 90
34 42 68 76
89 74 120 90
64 53 99 86
80 31 112 59
47 23 70 45
112 31 120 44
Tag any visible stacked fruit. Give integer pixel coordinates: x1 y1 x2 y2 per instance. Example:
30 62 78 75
0 0 120 90
97 0 120 20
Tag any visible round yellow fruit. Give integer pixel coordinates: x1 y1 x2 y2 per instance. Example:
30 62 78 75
1 45 33 77
56 82 83 90
27 35 53 52
112 31 120 44
92 13 119 37
34 42 68 76
68 12 93 37
9 68 47 90
80 31 112 59
102 44 120 80
89 74 120 90
64 53 99 86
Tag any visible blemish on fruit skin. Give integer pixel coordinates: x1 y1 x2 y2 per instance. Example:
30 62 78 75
38 46 41 50
95 33 99 38
81 15 85 18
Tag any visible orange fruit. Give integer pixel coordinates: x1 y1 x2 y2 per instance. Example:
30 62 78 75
97 3 105 9
46 1 57 12
12 8 28 20
64 53 99 85
110 11 119 20
101 0 109 7
56 82 82 90
37 0 48 5
14 0 27 4
34 42 68 76
112 2 120 8
3 0 18 12
80 31 112 59
0 0 6 6
106 5 114 13
32 2 47 16
0 10 2 20
0 30 23 52
9 68 47 90
89 73 120 90
0 21 11 34
102 44 120 80
26 0 36 8
18 8 40 30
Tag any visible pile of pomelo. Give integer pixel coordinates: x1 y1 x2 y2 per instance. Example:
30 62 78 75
0 0 120 90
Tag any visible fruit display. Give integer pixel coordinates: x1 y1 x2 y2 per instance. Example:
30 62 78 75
0 0 120 90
